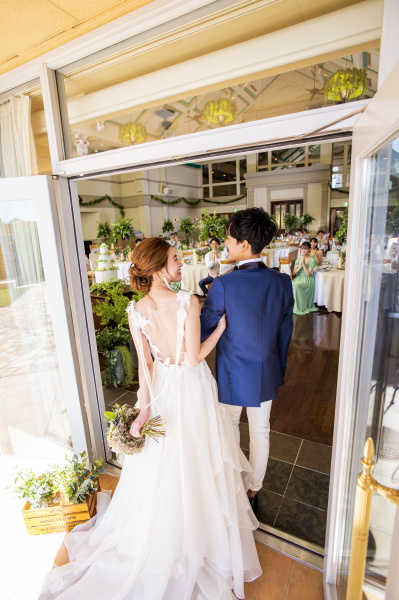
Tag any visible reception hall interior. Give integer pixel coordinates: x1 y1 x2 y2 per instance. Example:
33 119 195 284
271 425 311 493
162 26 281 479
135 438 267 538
78 138 352 554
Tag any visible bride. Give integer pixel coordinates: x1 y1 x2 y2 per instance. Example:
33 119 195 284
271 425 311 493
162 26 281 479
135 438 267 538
39 237 261 600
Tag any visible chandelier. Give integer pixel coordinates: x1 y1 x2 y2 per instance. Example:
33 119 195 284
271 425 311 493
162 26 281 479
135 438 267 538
324 67 367 102
203 98 237 125
118 122 148 144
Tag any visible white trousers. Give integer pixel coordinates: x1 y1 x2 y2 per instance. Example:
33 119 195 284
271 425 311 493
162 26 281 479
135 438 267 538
226 401 272 492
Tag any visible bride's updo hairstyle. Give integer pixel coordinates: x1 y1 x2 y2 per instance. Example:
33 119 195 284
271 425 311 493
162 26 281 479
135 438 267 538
129 237 171 292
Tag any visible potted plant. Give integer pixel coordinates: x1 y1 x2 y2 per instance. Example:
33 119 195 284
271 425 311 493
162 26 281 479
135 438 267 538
91 281 145 387
335 207 348 244
96 220 112 241
282 212 299 234
300 212 315 232
8 452 105 535
197 210 227 241
111 216 136 252
162 218 175 238
179 216 195 245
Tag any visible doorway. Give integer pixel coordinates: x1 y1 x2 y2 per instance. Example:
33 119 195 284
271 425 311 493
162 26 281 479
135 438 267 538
68 141 344 557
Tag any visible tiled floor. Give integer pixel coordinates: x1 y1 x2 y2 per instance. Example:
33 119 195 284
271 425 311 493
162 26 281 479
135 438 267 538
240 427 331 549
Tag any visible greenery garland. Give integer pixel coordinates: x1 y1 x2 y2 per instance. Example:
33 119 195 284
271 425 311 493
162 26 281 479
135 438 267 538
151 194 247 206
328 183 349 195
79 194 125 216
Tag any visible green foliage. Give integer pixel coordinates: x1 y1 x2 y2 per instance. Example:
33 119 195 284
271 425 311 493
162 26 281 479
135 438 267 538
90 280 126 296
335 207 348 244
93 292 130 328
96 221 112 239
194 248 208 258
103 348 121 387
116 345 137 388
79 194 125 216
300 213 315 231
10 468 56 508
162 219 175 236
8 452 105 508
179 216 195 244
95 326 132 351
340 250 346 262
282 212 299 234
111 216 136 243
55 452 105 505
197 210 227 241
386 202 399 236
151 194 246 206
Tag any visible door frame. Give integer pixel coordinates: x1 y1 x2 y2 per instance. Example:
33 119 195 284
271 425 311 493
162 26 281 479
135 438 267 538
324 60 399 599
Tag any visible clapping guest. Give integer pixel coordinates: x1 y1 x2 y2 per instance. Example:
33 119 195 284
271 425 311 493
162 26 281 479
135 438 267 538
309 237 323 265
292 242 318 315
199 237 221 296
170 232 181 249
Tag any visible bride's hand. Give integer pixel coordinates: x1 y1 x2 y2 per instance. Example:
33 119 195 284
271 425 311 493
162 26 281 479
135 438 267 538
216 314 226 332
129 406 150 438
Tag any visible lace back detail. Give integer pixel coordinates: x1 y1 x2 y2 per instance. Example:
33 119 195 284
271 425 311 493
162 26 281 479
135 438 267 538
126 290 192 367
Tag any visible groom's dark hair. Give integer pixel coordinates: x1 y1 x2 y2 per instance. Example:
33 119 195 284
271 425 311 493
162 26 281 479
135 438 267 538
227 207 277 254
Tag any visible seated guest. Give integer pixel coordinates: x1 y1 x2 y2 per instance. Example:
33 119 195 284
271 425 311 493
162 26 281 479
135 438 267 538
292 241 318 315
316 229 329 256
169 233 181 249
309 237 322 264
199 237 221 296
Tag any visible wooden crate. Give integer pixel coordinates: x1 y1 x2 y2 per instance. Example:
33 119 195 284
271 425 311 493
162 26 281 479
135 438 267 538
22 492 96 536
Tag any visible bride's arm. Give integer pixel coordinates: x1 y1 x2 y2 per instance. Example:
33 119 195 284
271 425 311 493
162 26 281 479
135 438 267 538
128 315 153 437
185 296 226 367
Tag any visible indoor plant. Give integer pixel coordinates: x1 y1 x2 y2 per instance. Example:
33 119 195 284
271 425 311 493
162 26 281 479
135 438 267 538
335 207 348 244
8 452 105 535
179 216 195 245
197 210 227 241
96 220 112 240
162 218 175 238
300 212 315 231
282 212 299 234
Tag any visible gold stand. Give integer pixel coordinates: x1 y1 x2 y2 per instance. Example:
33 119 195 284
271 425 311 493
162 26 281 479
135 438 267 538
346 438 399 600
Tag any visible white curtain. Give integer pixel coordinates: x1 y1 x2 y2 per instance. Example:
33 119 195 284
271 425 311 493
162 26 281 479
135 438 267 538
0 94 38 177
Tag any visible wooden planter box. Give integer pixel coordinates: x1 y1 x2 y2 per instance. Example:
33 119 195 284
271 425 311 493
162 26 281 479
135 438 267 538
22 492 96 536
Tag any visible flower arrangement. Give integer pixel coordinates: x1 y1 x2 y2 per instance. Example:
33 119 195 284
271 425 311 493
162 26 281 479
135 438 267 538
96 220 112 239
104 404 165 455
197 210 228 241
162 218 175 237
179 216 195 244
8 452 105 509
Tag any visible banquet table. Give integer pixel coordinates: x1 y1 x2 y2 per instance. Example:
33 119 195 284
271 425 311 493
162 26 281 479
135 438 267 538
314 268 345 312
262 246 299 269
181 264 208 295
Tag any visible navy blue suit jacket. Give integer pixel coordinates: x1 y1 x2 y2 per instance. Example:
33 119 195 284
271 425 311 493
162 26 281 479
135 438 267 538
200 266 294 407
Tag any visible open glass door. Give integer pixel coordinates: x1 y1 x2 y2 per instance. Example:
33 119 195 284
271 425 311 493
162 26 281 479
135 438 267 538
0 176 90 462
325 60 399 598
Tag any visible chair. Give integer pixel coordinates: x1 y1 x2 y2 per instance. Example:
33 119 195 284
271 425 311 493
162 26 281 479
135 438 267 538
181 250 194 259
279 257 292 279
89 245 99 252
220 260 235 265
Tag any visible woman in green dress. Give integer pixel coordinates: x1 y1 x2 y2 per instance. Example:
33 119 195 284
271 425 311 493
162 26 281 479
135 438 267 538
292 241 318 315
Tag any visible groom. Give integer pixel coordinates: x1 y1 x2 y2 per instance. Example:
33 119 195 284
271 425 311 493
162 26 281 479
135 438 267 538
200 207 294 510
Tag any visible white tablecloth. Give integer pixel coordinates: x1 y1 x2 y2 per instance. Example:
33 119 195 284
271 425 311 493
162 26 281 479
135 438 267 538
314 268 345 312
89 251 100 270
181 264 208 295
326 251 339 265
116 261 132 282
262 247 299 268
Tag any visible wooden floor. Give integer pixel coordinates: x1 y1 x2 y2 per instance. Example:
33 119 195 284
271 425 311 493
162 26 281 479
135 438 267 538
205 308 341 447
271 310 341 446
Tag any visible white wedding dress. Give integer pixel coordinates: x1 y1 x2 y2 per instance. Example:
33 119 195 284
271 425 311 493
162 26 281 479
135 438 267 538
39 290 261 600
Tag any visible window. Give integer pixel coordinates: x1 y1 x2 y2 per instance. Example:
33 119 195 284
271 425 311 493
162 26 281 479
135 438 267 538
271 200 303 231
201 158 246 198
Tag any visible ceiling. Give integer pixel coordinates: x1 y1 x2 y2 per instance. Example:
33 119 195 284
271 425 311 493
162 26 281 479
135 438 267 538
0 0 156 75
1 0 365 76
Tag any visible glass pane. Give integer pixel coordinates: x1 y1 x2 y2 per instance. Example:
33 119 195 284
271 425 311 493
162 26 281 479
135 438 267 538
202 164 209 185
271 147 305 169
337 134 399 596
0 199 71 458
212 161 236 184
211 184 237 197
58 48 378 159
258 152 268 169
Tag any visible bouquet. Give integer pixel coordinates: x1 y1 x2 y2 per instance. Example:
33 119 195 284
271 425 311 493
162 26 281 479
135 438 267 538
104 404 165 455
